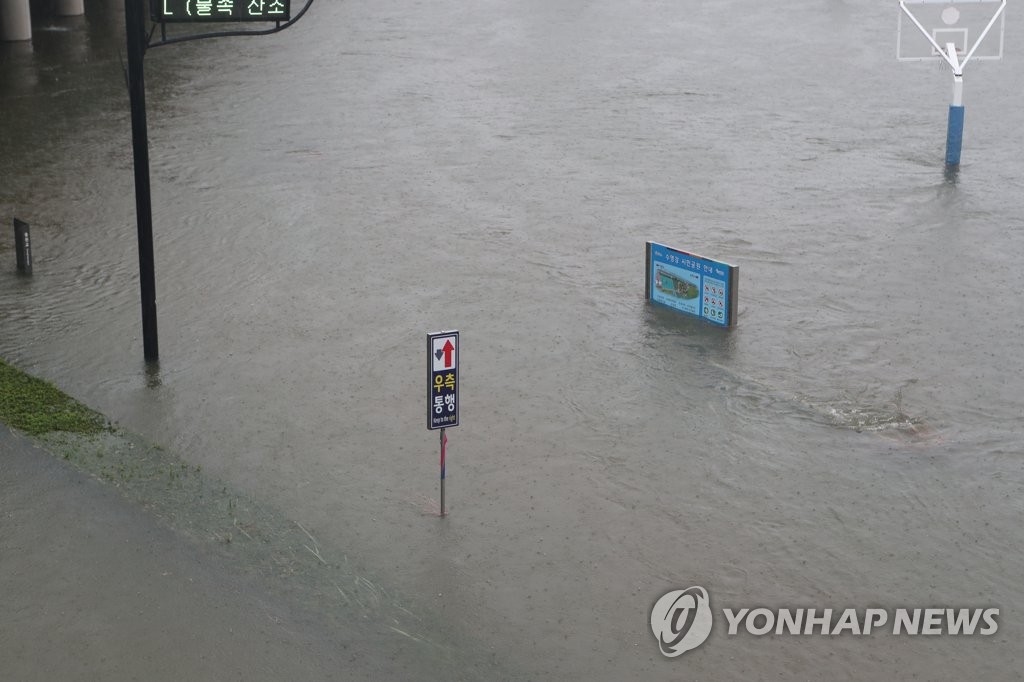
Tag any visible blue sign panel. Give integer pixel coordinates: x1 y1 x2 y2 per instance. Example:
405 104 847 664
646 241 738 327
427 331 459 430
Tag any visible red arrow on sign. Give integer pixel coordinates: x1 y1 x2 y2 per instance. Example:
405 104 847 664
435 339 455 368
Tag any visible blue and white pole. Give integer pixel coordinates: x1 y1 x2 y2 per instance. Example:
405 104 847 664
945 43 965 167
898 0 1007 170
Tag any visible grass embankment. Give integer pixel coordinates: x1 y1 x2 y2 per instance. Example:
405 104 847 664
0 357 460 665
0 357 107 435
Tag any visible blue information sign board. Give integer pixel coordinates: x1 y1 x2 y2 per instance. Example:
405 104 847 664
646 241 738 327
427 331 459 430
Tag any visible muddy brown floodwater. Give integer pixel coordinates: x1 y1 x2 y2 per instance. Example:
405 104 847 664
2 0 1023 679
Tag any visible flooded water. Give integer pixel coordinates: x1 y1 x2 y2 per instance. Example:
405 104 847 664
3 0 1023 678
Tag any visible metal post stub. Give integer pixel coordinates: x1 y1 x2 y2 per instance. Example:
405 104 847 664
13 218 32 275
440 428 447 517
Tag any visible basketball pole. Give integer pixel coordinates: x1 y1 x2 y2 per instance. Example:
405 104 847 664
945 44 964 167
898 0 1006 170
942 0 1007 167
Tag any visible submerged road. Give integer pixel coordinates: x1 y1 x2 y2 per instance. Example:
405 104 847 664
0 425 424 681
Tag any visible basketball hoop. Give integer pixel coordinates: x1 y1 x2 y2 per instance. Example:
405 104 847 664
896 0 1007 167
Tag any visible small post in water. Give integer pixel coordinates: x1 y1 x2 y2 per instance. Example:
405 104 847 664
13 218 32 275
440 428 447 517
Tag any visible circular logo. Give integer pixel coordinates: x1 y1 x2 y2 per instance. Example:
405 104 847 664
650 586 713 657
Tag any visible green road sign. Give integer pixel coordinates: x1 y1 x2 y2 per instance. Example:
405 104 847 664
152 0 290 22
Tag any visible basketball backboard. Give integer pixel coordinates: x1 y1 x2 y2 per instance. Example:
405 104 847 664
898 0 1005 64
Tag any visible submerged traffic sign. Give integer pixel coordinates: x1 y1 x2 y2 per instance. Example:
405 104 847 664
427 331 459 430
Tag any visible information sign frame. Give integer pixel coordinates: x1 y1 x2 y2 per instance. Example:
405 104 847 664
646 241 738 327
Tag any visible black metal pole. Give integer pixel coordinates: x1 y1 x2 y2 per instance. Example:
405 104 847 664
125 0 159 361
